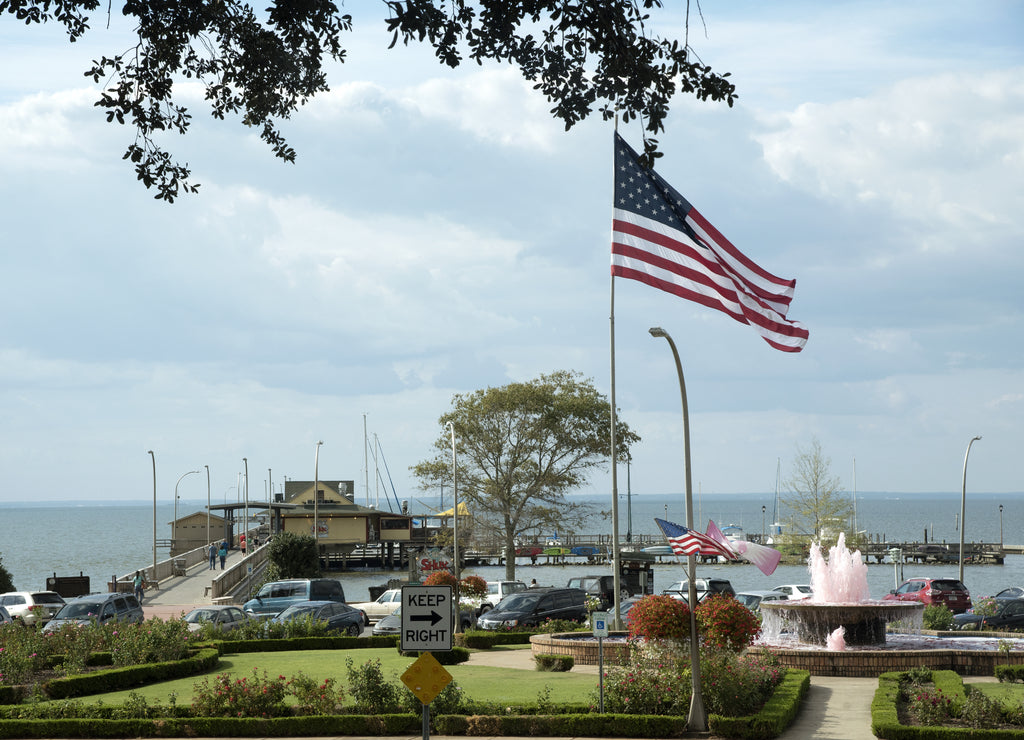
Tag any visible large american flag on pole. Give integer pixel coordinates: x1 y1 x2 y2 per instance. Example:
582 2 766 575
611 133 809 352
655 518 738 560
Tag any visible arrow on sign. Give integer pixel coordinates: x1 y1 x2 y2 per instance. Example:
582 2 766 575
410 611 443 626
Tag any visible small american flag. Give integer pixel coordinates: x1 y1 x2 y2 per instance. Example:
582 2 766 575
611 133 809 352
655 518 738 560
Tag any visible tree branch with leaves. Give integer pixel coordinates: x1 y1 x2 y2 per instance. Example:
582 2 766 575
3 0 735 201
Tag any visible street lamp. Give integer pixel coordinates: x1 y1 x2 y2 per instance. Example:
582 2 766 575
243 457 249 552
762 505 766 542
648 326 706 732
958 435 982 583
174 469 200 551
148 451 156 579
205 465 211 546
446 421 461 632
314 441 323 545
999 505 1004 548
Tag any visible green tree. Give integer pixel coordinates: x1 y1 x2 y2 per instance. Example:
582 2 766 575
3 1 735 201
265 531 320 580
782 437 852 545
0 553 14 592
412 370 638 580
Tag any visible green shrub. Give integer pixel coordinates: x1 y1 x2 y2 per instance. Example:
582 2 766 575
534 653 574 672
695 594 761 652
922 604 954 630
626 595 690 641
345 657 402 713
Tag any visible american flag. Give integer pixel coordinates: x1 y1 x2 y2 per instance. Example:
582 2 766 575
655 518 738 560
611 133 809 352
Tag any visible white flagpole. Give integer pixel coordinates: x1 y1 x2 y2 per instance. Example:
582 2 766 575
609 130 623 629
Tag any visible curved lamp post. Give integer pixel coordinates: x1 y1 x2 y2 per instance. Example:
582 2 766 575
204 465 211 546
958 435 982 583
446 421 460 632
648 326 706 732
174 469 200 551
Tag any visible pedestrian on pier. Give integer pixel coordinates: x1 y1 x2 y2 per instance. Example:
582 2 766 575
207 543 217 570
218 541 228 570
133 570 144 603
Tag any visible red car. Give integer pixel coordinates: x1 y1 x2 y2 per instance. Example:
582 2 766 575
883 577 972 614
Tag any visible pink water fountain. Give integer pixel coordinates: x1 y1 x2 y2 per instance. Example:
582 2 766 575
760 533 923 648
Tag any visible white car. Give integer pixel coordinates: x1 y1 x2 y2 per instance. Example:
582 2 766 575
771 584 813 600
350 588 403 624
0 591 66 627
462 580 528 615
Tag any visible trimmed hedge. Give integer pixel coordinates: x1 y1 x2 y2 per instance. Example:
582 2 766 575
534 653 575 672
456 630 534 649
396 647 471 665
708 669 809 739
216 635 398 654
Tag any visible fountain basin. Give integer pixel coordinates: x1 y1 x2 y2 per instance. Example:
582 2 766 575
760 599 923 646
530 632 630 665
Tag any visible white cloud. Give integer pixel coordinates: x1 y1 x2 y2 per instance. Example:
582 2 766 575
756 69 1024 254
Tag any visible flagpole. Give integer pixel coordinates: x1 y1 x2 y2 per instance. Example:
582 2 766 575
609 273 623 630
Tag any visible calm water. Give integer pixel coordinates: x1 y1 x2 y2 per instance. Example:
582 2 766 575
1 492 1021 603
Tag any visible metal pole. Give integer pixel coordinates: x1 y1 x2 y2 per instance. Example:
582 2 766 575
447 421 460 632
958 435 982 583
314 440 323 553
205 465 211 545
1000 505 1004 548
148 450 156 579
174 470 200 553
609 276 623 630
649 326 706 732
243 457 249 554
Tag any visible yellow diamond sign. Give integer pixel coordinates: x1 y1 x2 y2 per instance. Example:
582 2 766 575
400 652 453 705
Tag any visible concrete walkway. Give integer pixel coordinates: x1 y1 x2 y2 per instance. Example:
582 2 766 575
141 549 248 620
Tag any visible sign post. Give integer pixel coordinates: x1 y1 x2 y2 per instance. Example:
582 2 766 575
592 610 608 712
400 585 455 740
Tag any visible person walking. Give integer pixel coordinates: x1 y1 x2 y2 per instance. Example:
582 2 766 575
133 570 145 603
207 542 217 570
218 540 228 570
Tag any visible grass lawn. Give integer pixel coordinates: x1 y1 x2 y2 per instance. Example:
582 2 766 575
82 647 599 707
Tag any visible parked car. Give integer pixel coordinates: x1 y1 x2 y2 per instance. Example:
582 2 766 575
0 606 12 626
735 590 789 613
953 597 1024 631
883 577 972 614
269 601 365 636
243 578 346 618
771 584 813 601
181 605 250 633
42 593 144 632
350 588 403 624
566 575 631 609
0 591 66 627
464 580 528 615
994 587 1024 599
662 578 735 603
371 604 476 636
477 587 588 630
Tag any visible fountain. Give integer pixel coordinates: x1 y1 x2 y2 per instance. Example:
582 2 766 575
757 533 1024 676
760 533 922 647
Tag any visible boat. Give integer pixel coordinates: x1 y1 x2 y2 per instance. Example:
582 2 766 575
641 545 675 556
721 525 746 542
515 546 543 558
543 547 570 556
570 545 602 557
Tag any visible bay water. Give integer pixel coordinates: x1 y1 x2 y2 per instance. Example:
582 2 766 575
1 492 1021 604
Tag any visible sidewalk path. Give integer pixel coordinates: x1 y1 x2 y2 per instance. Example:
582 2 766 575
141 549 247 621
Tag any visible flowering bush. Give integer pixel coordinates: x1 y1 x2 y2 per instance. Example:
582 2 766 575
344 657 402 713
906 686 955 726
460 574 487 598
288 673 345 715
627 595 690 641
694 594 761 652
191 668 289 718
700 649 782 716
423 570 458 588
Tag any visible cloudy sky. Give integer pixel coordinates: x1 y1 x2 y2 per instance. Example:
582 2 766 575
1 1 1021 509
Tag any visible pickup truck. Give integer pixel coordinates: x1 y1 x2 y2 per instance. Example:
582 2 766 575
463 580 528 615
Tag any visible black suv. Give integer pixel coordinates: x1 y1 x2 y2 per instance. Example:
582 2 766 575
476 587 588 630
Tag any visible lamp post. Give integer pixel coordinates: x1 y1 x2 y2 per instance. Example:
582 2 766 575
762 505 766 542
648 326 706 732
148 451 156 579
446 421 460 632
174 469 200 552
999 505 1004 548
958 435 982 583
243 457 249 551
314 441 323 545
205 465 211 546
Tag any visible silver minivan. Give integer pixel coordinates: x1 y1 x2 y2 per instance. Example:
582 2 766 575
42 593 144 632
